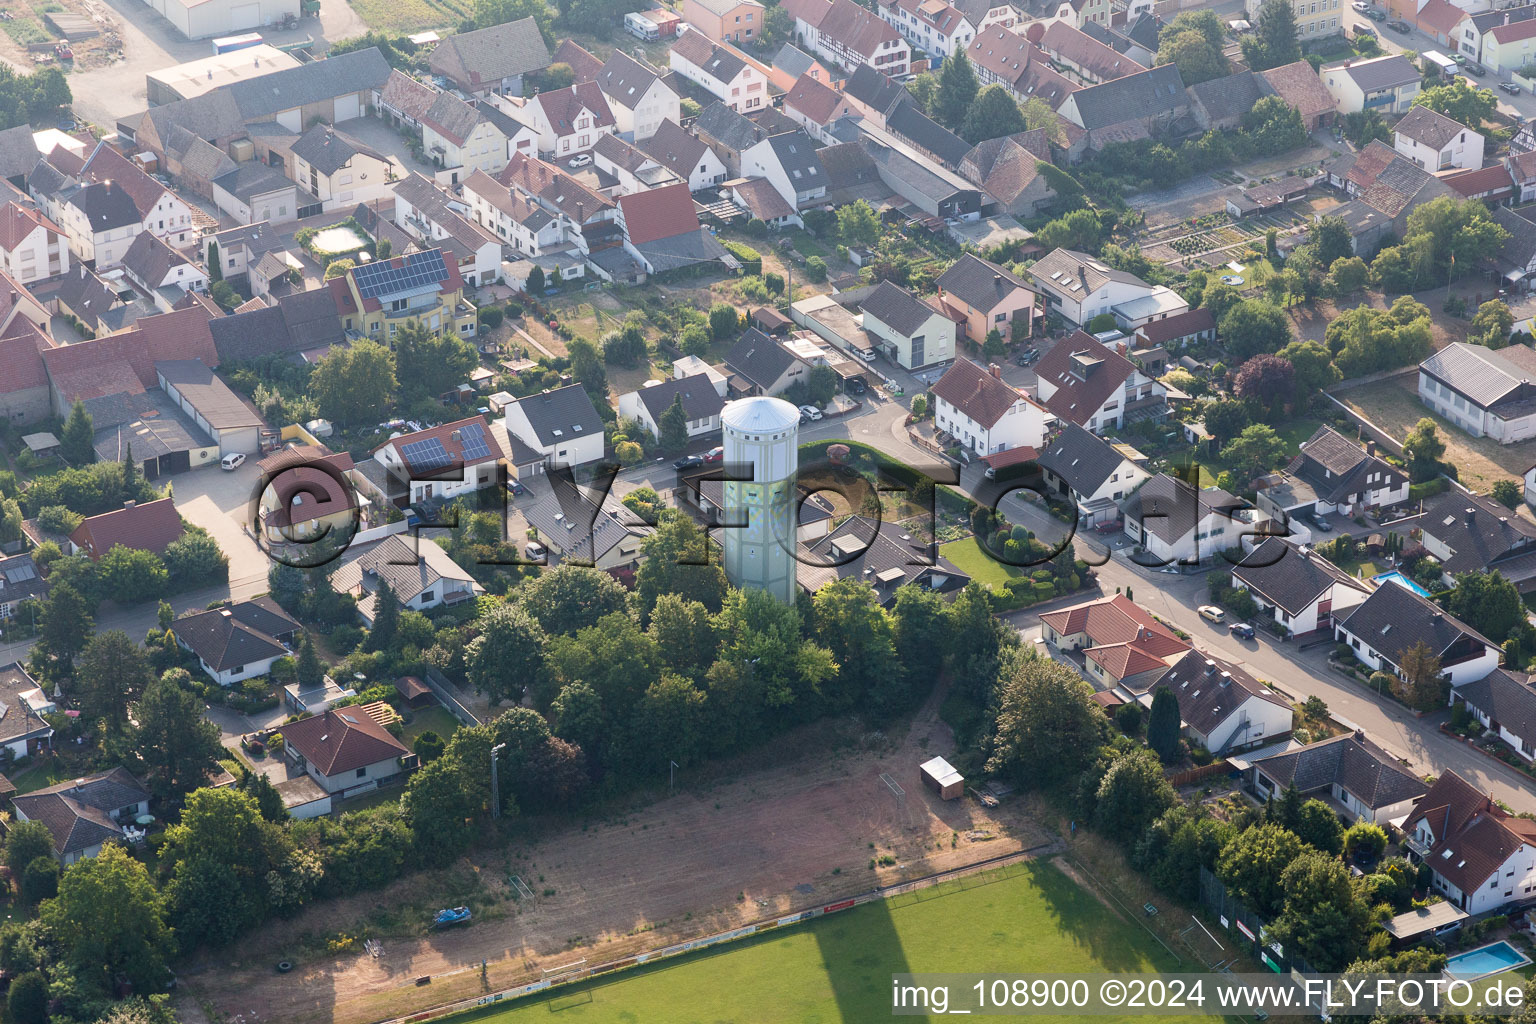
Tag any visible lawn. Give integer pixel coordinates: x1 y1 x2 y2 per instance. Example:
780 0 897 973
939 536 1025 589
402 705 461 747
10 758 71 795
440 858 1222 1024
345 0 461 35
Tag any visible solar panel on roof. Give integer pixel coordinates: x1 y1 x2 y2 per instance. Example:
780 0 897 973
459 422 493 461
400 437 452 471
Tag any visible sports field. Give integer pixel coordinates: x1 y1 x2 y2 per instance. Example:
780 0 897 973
442 857 1223 1024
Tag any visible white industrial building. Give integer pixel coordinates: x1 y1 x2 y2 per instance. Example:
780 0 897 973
140 0 300 41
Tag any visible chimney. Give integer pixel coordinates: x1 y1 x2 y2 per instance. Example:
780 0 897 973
1365 439 1376 457
1465 507 1477 527
123 499 136 509
988 363 1001 378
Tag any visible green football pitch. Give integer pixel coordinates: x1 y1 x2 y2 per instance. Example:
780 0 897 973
442 857 1226 1024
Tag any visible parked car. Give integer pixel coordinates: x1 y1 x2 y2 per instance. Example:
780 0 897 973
568 153 593 168
1367 8 1386 20
1311 515 1334 533
1014 347 1039 366
1388 18 1409 30
1198 605 1226 624
1229 622 1256 640
846 378 867 394
505 478 526 496
1465 62 1486 76
799 404 824 421
703 446 725 463
673 453 704 469
1501 82 1523 94
220 452 246 471
1351 1 1369 10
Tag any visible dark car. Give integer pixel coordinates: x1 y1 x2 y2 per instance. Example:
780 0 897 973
847 378 867 393
1465 62 1486 76
1389 18 1409 30
1229 622 1256 640
1367 8 1386 20
674 454 704 469
1501 82 1523 94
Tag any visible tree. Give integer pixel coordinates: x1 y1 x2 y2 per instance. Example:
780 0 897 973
1222 424 1288 480
519 563 629 635
1402 196 1510 283
1242 0 1300 71
1493 479 1523 509
1470 299 1514 349
1343 821 1388 860
470 0 552 37
1219 299 1292 360
1324 255 1369 296
19 856 57 907
414 730 445 763
634 512 727 620
134 669 225 804
37 579 92 675
294 630 324 691
1231 354 1296 418
759 2 792 47
1395 639 1446 711
1271 850 1372 971
935 50 979 128
61 399 95 466
1447 571 1524 645
1243 96 1307 154
237 765 287 822
959 84 1027 144
163 788 286 946
1146 685 1181 762
681 323 711 357
1157 27 1227 85
465 601 547 706
1278 339 1341 396
4 821 54 878
401 751 483 862
1037 208 1102 253
813 577 903 716
366 579 400 651
164 528 229 587
568 336 608 397
1402 417 1446 483
986 655 1104 791
1202 399 1250 445
1020 96 1057 132
1413 76 1496 128
524 264 546 296
99 544 169 604
41 844 173 999
7 971 48 1024
1093 748 1177 845
836 200 881 247
1217 822 1305 917
324 257 355 280
308 339 397 425
77 629 151 733
393 320 480 401
647 594 718 681
1295 798 1345 855
658 393 689 453
892 586 950 701
1312 216 1354 267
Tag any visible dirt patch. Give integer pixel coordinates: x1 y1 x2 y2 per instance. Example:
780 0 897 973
180 707 1046 1024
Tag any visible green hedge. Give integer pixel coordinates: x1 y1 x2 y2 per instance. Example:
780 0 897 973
724 240 762 276
1409 478 1449 501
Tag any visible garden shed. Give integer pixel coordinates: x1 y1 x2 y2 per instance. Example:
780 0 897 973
920 756 964 800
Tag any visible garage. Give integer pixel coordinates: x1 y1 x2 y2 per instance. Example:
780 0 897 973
229 2 261 29
334 94 361 122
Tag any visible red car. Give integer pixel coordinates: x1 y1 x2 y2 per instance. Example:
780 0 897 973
703 446 725 463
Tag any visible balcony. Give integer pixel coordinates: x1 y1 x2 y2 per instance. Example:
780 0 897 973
384 299 443 320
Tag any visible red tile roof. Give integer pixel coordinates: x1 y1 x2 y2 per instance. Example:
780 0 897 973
69 496 184 559
374 414 504 471
785 73 848 124
1039 593 1187 656
1417 0 1465 37
0 321 51 394
1443 163 1514 199
618 181 700 245
40 305 218 395
1086 641 1173 680
929 357 1035 428
1490 17 1536 42
533 81 615 134
0 202 63 253
282 706 409 777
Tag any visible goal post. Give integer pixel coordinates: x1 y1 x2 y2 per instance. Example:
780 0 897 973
541 958 587 985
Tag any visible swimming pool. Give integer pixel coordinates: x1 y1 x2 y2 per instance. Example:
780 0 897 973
1444 940 1531 981
1373 570 1432 599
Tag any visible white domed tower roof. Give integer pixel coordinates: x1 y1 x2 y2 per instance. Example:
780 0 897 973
722 396 799 433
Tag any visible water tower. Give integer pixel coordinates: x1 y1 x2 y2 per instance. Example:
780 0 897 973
721 396 800 603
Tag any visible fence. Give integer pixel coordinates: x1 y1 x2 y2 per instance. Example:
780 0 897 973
379 844 1054 1024
351 520 410 547
1166 760 1234 787
1198 867 1322 989
422 666 481 727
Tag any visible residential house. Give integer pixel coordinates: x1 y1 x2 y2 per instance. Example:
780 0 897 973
1395 105 1485 172
552 39 605 83
686 0 766 43
1442 163 1516 205
1403 771 1536 914
1392 487 1536 591
68 496 183 560
0 663 52 760
741 130 828 209
1331 140 1456 255
329 248 475 345
951 0 1019 31
0 554 46 621
499 383 605 473
256 444 360 544
724 176 803 228
461 168 572 257
1420 341 1536 444
1039 21 1145 85
1249 733 1426 824
596 51 679 142
427 17 552 97
1188 70 1269 132
956 131 1058 218
1055 64 1190 145
333 534 482 621
592 134 680 194
372 416 505 505
375 70 440 133
1335 580 1501 687
1260 60 1339 131
12 768 150 865
0 201 68 284
1287 425 1408 516
638 118 730 190
1231 536 1372 637
421 93 512 179
1452 669 1536 763
929 357 1046 457
670 31 770 112
1043 0 1111 30
1132 308 1215 351
1452 7 1536 64
508 82 617 160
692 101 770 176
33 143 196 267
492 152 617 260
290 124 394 211
724 326 812 395
1033 330 1166 433
1039 593 1189 691
120 231 207 301
935 252 1038 345
1027 247 1168 327
782 0 911 75
964 26 1079 110
1245 0 1342 38
796 515 972 602
281 706 411 798
877 0 975 59
1035 422 1151 526
1485 17 1536 74
1080 11 1161 67
203 221 284 281
1508 150 1536 205
172 597 301 687
784 74 859 144
1494 206 1536 291
1150 650 1292 754
618 372 727 439
1321 54 1421 113
858 279 956 368
520 474 651 569
210 163 309 227
611 180 731 278
1121 473 1269 566
769 42 833 91
208 287 345 364
390 174 503 288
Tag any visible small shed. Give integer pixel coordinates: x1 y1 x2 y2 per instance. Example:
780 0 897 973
920 755 964 800
21 432 59 455
395 675 437 708
1383 902 1467 942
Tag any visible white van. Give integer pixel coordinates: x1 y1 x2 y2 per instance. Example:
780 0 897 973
220 452 246 471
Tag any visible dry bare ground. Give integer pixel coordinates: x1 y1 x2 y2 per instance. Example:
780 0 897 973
180 705 1049 1024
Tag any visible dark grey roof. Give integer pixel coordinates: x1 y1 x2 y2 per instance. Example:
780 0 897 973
91 390 214 462
141 91 244 148
1251 733 1426 809
1419 342 1536 410
209 220 285 260
333 534 474 603
638 119 710 178
726 327 798 390
765 131 825 188
154 361 263 430
936 253 1033 313
844 63 910 117
634 373 724 423
277 287 346 350
520 475 650 563
26 158 71 200
0 553 46 607
0 126 41 182
1394 105 1472 149
68 182 141 231
290 124 382 176
858 280 937 335
429 17 552 88
693 102 766 154
1067 63 1187 131
596 50 663 107
422 91 484 145
1188 70 1265 127
1337 54 1419 93
818 141 883 190
210 304 293 363
173 596 299 672
1455 668 1536 749
1338 581 1497 663
121 230 187 287
1156 649 1289 745
508 383 603 447
1120 473 1244 545
634 225 730 273
885 104 970 167
213 162 298 204
1036 423 1127 497
1494 206 1536 271
0 663 52 747
797 514 970 599
1391 488 1536 576
54 265 119 323
228 47 391 121
1287 424 1406 504
773 43 820 79
1231 537 1364 616
13 767 149 857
